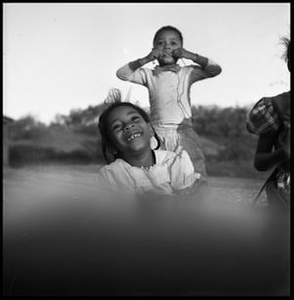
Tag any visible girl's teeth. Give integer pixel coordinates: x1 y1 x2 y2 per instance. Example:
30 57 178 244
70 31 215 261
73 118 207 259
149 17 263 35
127 133 141 141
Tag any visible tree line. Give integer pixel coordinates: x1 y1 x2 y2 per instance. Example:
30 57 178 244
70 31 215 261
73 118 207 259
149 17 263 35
8 103 261 178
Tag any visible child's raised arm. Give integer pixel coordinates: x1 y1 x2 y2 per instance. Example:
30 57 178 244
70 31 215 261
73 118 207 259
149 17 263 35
116 50 155 83
116 48 164 81
129 48 164 71
173 48 222 77
173 48 208 67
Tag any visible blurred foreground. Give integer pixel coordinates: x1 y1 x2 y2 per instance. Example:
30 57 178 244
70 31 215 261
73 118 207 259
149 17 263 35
3 165 290 296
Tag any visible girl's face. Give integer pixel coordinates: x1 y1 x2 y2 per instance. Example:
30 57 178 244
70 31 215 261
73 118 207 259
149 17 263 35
153 29 182 65
106 106 153 157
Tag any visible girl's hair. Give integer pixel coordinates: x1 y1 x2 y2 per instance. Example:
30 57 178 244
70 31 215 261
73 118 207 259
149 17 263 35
153 25 183 46
98 100 160 164
281 36 290 63
280 36 290 71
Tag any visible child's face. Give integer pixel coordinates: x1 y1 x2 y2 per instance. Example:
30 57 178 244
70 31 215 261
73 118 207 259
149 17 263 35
106 106 153 157
153 29 182 65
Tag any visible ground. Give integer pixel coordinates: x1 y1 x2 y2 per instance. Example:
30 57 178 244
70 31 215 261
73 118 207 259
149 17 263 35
3 164 289 296
3 163 268 205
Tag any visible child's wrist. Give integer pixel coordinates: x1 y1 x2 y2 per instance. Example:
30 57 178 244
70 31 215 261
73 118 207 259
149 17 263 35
129 58 149 71
140 57 152 65
193 53 209 67
193 53 199 61
188 52 200 61
183 51 196 61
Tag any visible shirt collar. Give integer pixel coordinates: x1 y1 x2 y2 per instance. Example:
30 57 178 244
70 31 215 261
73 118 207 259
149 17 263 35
153 64 181 76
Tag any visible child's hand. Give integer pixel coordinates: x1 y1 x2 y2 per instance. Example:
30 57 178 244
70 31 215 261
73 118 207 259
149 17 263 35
172 48 192 60
146 48 164 61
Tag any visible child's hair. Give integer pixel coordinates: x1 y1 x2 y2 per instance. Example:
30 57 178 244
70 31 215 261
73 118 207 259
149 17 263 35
153 25 183 46
280 36 290 71
98 91 160 163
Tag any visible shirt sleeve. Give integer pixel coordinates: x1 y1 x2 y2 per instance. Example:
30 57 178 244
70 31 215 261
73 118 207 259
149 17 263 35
116 63 150 86
189 58 222 83
97 166 118 192
169 149 201 191
246 97 280 135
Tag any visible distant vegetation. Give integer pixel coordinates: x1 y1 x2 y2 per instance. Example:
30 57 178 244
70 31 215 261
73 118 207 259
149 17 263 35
8 103 268 179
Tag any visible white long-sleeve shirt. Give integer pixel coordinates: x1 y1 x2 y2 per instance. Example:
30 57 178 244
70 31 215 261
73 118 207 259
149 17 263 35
116 60 221 126
97 149 201 195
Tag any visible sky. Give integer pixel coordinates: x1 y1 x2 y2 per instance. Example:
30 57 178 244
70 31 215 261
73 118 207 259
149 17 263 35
3 3 291 124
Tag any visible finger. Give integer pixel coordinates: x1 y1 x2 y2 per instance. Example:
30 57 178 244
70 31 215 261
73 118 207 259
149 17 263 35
173 50 180 57
158 51 164 57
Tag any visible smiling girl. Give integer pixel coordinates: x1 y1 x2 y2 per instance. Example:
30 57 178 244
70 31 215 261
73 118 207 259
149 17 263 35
97 91 206 196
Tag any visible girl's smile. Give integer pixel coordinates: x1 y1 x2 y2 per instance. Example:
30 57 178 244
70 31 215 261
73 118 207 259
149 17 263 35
126 132 142 142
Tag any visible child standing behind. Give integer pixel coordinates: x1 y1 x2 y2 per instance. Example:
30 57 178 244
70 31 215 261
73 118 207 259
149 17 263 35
116 25 222 177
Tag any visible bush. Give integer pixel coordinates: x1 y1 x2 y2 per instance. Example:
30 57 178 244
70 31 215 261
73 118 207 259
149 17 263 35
9 144 56 167
10 115 47 141
9 144 103 167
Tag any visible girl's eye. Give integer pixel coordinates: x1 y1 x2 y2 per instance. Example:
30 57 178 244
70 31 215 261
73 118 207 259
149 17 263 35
112 124 122 131
132 116 140 121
